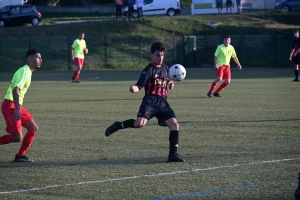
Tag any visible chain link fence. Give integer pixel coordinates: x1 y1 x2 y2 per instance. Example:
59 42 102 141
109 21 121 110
0 34 292 71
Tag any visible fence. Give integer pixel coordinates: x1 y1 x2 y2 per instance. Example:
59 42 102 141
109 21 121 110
0 34 292 71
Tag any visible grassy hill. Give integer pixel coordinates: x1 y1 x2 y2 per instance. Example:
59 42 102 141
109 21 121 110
0 11 299 70
0 11 299 38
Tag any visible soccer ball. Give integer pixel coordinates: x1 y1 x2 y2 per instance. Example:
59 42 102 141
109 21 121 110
168 64 186 81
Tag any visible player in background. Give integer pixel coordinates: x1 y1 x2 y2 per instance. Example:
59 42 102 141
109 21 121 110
236 0 242 14
289 30 300 82
105 41 184 162
207 35 242 97
126 0 135 21
71 32 88 83
0 48 42 162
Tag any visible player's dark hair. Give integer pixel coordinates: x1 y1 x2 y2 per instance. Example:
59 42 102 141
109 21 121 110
151 41 166 54
294 30 299 33
224 35 231 39
26 48 40 58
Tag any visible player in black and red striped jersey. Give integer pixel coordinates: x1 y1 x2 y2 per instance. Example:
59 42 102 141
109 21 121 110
105 41 184 162
289 30 300 82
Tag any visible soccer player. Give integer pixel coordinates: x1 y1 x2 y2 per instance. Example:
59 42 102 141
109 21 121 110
105 41 184 162
207 35 242 97
71 32 88 83
126 0 135 21
0 48 42 162
289 30 300 82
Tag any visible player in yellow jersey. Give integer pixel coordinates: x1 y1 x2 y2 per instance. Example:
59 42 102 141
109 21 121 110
207 35 242 97
71 32 88 83
0 48 42 162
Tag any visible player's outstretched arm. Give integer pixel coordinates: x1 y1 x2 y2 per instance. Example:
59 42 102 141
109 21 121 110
233 57 242 70
129 85 140 93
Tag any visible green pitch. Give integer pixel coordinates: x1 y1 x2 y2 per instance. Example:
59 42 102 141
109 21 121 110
0 68 299 199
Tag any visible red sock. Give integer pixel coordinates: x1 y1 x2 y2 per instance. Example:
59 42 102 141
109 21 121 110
74 71 80 80
215 82 228 93
17 131 36 157
73 71 78 80
209 82 218 93
0 134 14 145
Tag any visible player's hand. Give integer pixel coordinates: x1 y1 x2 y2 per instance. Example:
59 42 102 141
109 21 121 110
12 108 21 121
215 65 219 69
85 48 88 54
289 56 292 61
129 85 139 93
72 56 74 60
237 64 242 70
168 81 174 90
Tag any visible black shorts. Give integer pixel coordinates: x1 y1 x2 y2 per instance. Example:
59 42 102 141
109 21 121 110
128 6 134 13
137 95 176 122
216 2 223 9
294 55 300 65
226 1 232 7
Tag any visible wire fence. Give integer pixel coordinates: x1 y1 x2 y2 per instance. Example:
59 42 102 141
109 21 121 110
0 34 292 71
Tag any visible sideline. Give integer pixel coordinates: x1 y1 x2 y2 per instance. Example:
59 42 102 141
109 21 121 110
0 157 299 194
54 18 114 24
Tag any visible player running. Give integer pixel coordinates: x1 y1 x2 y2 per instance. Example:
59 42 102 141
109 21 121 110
207 35 242 97
71 32 88 83
0 48 42 162
105 41 184 162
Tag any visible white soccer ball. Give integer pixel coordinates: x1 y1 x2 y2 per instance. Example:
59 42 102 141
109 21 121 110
168 64 186 81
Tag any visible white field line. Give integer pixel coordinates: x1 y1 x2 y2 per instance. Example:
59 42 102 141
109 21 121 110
0 157 299 194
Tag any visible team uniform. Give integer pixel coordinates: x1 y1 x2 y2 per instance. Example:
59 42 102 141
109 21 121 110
207 43 237 96
1 64 36 162
2 65 33 134
292 37 300 65
135 63 176 122
71 38 87 82
105 62 184 162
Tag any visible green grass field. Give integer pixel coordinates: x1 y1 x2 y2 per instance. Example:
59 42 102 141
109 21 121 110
0 68 299 199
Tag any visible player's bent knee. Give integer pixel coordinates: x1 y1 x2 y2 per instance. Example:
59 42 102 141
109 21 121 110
13 133 22 142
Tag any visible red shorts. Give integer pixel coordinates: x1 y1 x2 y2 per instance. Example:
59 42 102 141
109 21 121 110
216 65 231 79
1 100 34 134
74 58 84 67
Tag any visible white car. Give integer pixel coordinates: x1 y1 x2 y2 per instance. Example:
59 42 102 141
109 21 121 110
123 0 181 17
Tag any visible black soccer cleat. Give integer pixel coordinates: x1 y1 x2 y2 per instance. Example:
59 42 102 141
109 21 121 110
105 121 120 137
207 92 212 97
293 78 299 82
13 154 34 162
213 92 221 97
167 154 185 162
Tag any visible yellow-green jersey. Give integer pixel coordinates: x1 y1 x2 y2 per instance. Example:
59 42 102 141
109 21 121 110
72 39 87 59
214 44 237 67
4 65 32 105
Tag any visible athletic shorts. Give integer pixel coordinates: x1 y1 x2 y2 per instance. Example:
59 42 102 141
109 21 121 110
137 95 176 122
1 100 34 134
216 2 223 9
236 2 242 7
226 1 232 7
128 5 134 13
293 55 300 65
216 65 231 79
74 58 84 67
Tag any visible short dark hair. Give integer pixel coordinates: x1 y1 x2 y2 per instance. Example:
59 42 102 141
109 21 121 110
224 35 231 39
294 30 299 33
26 48 40 58
151 41 166 54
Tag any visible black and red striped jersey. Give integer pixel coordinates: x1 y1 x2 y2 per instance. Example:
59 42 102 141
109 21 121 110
135 63 169 98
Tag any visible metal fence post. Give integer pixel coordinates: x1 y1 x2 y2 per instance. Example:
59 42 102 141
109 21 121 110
140 35 142 63
105 35 107 68
274 34 277 68
29 35 31 49
68 35 71 70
